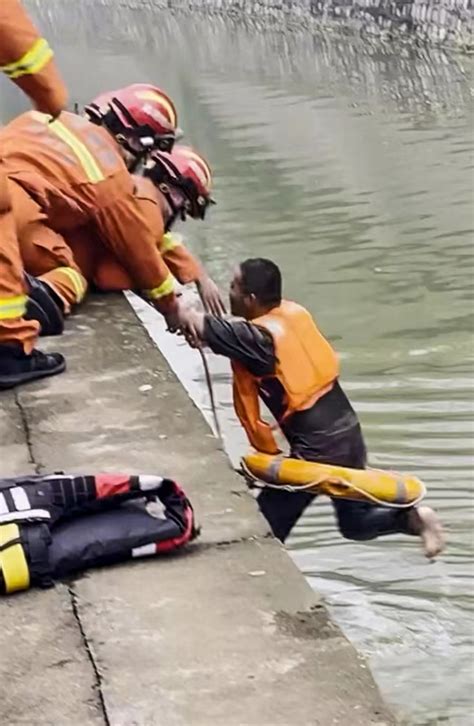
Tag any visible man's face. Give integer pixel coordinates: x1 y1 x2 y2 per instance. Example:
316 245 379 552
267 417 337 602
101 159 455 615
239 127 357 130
229 267 250 318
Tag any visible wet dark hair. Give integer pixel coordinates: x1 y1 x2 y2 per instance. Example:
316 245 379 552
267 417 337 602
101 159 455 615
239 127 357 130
239 258 282 306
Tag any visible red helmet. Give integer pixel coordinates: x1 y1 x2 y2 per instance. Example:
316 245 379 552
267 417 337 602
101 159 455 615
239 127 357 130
145 145 215 222
84 83 180 153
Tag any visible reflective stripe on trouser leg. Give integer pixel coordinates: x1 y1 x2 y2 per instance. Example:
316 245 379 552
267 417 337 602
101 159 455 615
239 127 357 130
39 267 88 313
0 295 27 320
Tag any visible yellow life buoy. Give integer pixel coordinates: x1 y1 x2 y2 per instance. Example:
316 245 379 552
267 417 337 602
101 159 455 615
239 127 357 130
242 453 426 508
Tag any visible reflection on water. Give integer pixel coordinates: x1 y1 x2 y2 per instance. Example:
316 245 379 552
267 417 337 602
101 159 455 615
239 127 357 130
7 3 474 723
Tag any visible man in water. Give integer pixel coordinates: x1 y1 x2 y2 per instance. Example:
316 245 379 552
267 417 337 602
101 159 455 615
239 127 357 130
180 257 444 557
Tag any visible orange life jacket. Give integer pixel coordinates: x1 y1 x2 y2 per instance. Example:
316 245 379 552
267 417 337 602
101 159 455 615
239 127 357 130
232 300 339 454
0 0 67 117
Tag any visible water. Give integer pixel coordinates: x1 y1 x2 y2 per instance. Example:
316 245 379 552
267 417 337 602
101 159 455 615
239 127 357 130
5 3 474 723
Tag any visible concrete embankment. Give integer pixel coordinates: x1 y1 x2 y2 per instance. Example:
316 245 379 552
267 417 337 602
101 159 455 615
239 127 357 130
63 0 472 49
0 295 394 726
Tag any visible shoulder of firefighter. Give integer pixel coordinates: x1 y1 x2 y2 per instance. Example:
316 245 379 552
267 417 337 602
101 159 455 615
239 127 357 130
1 110 128 184
132 175 202 285
133 174 158 201
232 300 340 454
0 0 67 116
92 190 177 312
0 110 133 230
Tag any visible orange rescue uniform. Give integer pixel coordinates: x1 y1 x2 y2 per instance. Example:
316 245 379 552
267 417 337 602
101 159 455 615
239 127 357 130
232 300 340 454
0 0 68 351
0 111 177 319
62 177 202 293
0 1 67 117
9 179 86 312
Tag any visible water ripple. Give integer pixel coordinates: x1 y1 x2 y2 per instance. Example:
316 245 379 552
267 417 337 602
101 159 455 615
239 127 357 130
26 4 474 724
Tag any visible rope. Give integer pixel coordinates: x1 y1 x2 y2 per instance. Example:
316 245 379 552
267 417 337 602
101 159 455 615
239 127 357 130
239 459 426 509
198 346 224 449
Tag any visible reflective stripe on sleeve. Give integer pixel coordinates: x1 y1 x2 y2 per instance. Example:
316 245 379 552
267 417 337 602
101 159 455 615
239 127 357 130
161 232 182 253
1 38 53 79
144 274 175 300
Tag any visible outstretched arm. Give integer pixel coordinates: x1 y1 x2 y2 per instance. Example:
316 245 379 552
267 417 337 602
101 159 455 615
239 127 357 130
159 233 226 316
182 311 275 377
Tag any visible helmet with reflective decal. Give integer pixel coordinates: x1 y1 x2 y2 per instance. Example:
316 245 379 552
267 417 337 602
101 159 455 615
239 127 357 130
84 83 180 154
145 145 215 222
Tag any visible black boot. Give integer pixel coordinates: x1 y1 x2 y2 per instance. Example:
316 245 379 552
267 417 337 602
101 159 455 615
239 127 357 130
24 274 64 336
0 344 66 390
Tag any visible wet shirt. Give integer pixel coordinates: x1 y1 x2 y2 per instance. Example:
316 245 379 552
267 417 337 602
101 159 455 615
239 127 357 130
204 315 364 463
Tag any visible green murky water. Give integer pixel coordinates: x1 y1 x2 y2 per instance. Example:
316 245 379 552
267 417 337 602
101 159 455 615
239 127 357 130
4 3 473 723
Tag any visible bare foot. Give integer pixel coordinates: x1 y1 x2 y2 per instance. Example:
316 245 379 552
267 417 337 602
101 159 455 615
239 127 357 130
408 506 445 559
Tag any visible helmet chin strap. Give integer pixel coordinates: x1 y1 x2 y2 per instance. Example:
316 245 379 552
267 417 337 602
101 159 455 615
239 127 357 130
116 132 155 169
163 205 187 233
159 183 187 232
164 211 178 233
128 154 144 174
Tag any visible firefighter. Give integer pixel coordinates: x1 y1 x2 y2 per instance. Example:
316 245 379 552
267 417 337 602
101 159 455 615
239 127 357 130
143 145 224 314
180 258 445 558
21 146 226 318
0 0 68 389
0 83 184 386
36 145 225 316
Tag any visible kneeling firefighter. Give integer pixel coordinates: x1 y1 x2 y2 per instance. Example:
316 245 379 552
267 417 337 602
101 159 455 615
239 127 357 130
0 83 185 388
46 144 226 317
0 0 69 390
0 472 197 594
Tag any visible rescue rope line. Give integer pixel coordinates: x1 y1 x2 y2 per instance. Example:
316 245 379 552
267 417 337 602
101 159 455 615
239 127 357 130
197 347 224 448
239 459 426 509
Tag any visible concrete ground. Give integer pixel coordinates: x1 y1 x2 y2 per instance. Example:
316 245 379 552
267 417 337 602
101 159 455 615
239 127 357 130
0 295 395 726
